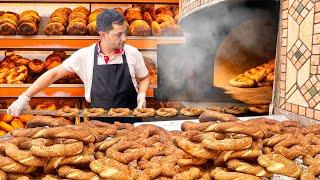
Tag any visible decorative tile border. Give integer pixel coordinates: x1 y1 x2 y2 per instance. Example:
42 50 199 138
276 0 320 121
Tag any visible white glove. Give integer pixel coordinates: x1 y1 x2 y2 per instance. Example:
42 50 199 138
137 92 146 108
7 94 31 117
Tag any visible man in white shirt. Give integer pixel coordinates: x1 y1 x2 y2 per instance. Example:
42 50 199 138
7 9 150 117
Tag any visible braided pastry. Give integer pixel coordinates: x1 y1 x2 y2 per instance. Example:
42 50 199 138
202 136 253 151
105 141 143 164
199 110 239 123
181 121 214 131
83 108 105 117
108 108 131 117
205 122 264 139
32 126 95 143
95 138 121 151
133 108 156 117
273 138 309 159
211 167 261 180
156 108 178 117
58 166 99 180
301 165 320 180
6 65 28 84
190 132 224 143
227 159 271 177
56 106 79 117
89 158 131 179
0 155 36 173
30 141 83 157
257 153 301 178
176 158 207 166
4 143 48 167
180 107 203 117
214 141 263 166
19 138 54 149
173 136 219 159
172 167 201 180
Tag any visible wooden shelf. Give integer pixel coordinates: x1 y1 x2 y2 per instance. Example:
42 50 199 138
0 36 185 50
0 84 155 97
0 0 178 3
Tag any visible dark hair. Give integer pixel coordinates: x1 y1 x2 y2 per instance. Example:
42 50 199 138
96 9 125 32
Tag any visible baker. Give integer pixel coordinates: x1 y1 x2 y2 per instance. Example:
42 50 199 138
7 9 150 121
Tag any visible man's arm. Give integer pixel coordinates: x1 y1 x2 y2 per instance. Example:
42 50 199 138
138 75 150 94
24 65 72 97
7 65 73 116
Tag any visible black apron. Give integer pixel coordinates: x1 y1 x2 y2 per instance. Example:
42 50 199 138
90 44 141 123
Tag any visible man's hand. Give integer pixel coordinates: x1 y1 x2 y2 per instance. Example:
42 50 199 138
137 92 146 108
7 94 30 117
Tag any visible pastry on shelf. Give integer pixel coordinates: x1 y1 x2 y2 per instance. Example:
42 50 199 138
143 12 153 24
17 10 40 35
72 6 90 17
151 21 161 36
160 21 182 36
128 20 151 36
15 57 30 66
87 9 104 36
66 7 88 35
6 65 28 84
133 4 156 19
28 59 45 74
156 6 173 17
46 7 71 35
229 58 275 88
156 14 175 24
87 21 97 35
0 12 19 35
0 67 9 83
125 8 143 24
67 21 87 35
45 54 62 70
45 22 65 35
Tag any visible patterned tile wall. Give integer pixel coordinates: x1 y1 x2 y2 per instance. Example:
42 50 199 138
277 0 320 120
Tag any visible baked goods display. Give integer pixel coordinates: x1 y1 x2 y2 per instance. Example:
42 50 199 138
126 5 182 36
0 114 32 136
229 59 275 88
0 118 318 179
0 10 40 35
0 12 19 35
0 51 82 84
66 7 89 35
44 5 182 36
45 7 71 35
17 10 40 35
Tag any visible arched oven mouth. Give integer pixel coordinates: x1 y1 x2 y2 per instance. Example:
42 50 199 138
155 0 280 114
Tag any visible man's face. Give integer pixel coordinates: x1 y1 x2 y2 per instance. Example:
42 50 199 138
101 23 127 50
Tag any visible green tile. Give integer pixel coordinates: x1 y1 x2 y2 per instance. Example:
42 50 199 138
296 3 304 14
295 50 302 60
309 86 318 97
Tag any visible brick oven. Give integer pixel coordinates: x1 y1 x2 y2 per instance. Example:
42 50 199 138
158 0 320 123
